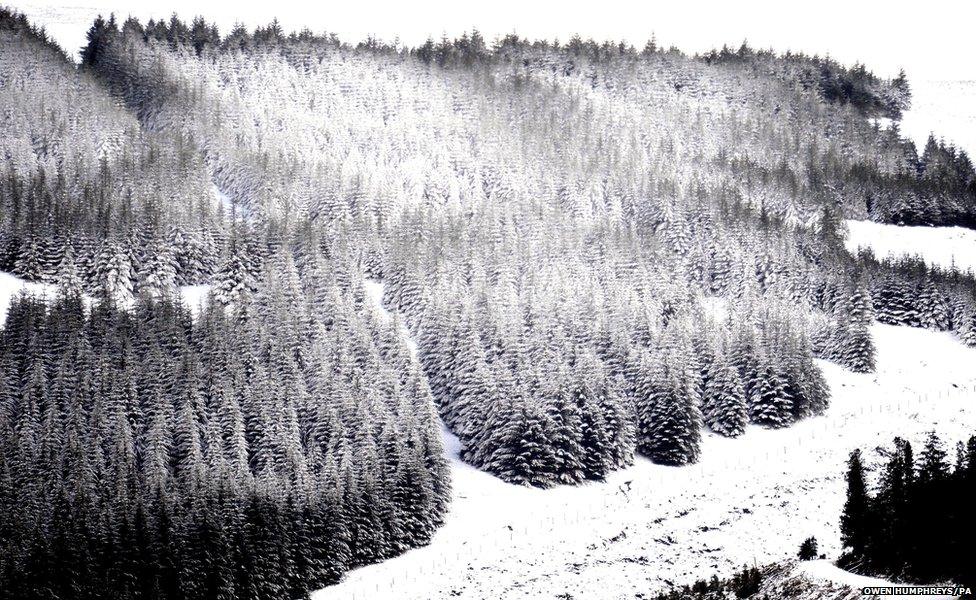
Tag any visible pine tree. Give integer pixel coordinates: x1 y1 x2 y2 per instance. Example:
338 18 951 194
917 278 950 331
840 449 871 560
871 276 905 325
487 402 559 487
917 431 949 484
708 246 733 294
794 353 830 418
747 359 793 428
797 536 818 561
959 307 976 348
546 374 585 485
637 363 703 466
171 229 217 286
702 354 747 437
55 244 84 297
849 285 873 326
138 242 179 298
13 236 45 282
93 241 136 305
844 321 876 373
569 353 613 480
873 437 915 573
213 242 258 309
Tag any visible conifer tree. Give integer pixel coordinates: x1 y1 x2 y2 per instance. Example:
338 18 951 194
489 402 559 487
637 363 703 466
547 374 586 484
13 236 46 282
138 243 179 298
840 449 870 560
747 359 793 428
917 278 951 331
702 355 747 437
93 241 136 305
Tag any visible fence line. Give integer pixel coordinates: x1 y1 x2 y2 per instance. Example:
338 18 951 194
324 380 975 599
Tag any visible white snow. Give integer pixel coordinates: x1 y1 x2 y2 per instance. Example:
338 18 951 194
0 271 56 323
211 183 249 222
0 271 211 323
866 81 976 159
212 183 232 214
0 271 54 327
900 80 976 159
178 284 212 317
845 219 976 275
363 279 388 320
364 279 418 358
317 282 976 600
799 560 957 599
699 295 729 322
868 116 893 131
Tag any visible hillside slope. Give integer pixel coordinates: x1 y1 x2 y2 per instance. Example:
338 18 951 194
313 283 976 599
1 9 975 600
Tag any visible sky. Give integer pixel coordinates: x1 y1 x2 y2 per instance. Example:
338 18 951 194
12 0 976 81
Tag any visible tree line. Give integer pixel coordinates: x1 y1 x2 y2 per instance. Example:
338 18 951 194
0 9 225 244
840 432 976 590
0 244 450 600
73 13 976 488
860 252 976 347
2 7 976 596
377 203 838 486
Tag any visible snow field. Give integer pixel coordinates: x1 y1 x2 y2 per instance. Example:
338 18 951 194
868 80 976 159
0 271 55 323
315 282 976 600
845 220 976 275
0 271 212 322
178 284 214 317
899 80 976 160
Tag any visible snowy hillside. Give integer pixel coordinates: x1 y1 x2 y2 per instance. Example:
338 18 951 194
845 220 976 274
850 87 976 275
796 561 956 599
748 561 958 600
314 284 976 600
900 80 976 158
3 7 975 600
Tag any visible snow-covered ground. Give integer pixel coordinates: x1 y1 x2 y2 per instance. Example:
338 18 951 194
900 80 976 159
364 279 418 358
0 271 56 323
845 219 976 274
0 271 211 322
211 183 251 222
179 284 213 317
869 80 976 158
753 561 960 600
798 560 956 599
319 280 976 600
